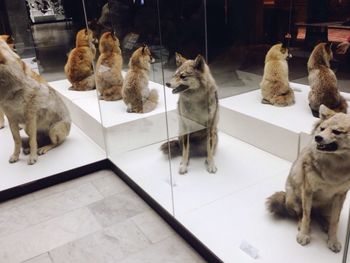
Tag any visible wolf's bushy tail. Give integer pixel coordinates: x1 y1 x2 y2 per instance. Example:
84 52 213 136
160 140 181 157
142 89 158 113
266 191 297 218
71 75 96 91
333 95 348 114
101 85 122 101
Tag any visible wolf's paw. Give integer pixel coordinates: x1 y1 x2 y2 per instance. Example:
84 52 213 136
9 155 19 163
37 147 49 155
327 239 341 253
179 164 188 175
297 232 311 246
205 160 217 174
27 155 38 165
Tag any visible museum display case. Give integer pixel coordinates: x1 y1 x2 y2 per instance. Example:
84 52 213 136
1 0 350 262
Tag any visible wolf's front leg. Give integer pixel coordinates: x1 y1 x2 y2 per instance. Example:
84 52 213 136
327 193 346 252
206 127 217 173
8 119 21 163
25 113 38 165
297 183 313 246
179 134 189 174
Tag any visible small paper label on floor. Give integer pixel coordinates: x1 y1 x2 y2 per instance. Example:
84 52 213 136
240 240 259 259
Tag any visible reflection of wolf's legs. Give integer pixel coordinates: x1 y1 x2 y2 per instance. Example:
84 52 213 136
8 118 21 163
206 127 217 173
327 194 346 252
38 121 71 155
0 110 4 129
179 134 190 174
297 183 313 246
25 113 38 165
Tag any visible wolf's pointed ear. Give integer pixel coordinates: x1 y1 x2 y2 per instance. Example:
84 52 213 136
175 52 186 67
319 104 336 120
141 44 147 54
194 54 206 72
281 39 287 49
325 42 333 51
84 28 88 35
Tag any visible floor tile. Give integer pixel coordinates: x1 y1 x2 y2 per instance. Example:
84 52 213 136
91 173 129 197
23 253 52 263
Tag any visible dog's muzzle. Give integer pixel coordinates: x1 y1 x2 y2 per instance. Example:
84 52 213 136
316 142 338 152
171 84 190 94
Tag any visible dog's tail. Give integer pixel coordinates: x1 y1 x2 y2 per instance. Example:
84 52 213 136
266 191 297 218
160 140 181 157
142 89 158 113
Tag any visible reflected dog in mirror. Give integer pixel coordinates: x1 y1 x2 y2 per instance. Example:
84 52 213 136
260 43 294 107
0 38 71 165
161 53 219 174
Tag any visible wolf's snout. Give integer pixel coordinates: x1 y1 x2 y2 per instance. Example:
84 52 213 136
315 135 323 143
165 82 171 87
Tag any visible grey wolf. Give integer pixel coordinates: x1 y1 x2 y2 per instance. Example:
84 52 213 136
122 45 158 113
308 42 347 117
267 105 350 252
260 43 294 106
161 53 219 174
64 29 96 91
96 31 123 101
0 38 71 165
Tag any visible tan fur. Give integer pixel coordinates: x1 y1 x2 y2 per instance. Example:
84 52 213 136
0 38 71 165
260 43 294 106
96 32 123 101
267 105 350 252
308 43 348 117
122 45 158 113
161 53 219 174
0 35 15 128
64 29 96 91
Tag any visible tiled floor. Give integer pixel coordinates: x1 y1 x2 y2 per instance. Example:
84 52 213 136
0 170 204 263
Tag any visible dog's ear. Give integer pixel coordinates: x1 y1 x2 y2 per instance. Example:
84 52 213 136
141 44 147 54
193 54 206 72
175 52 186 67
319 104 336 120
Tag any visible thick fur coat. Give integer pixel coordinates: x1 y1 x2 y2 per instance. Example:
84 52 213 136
0 38 71 165
308 43 347 117
96 32 123 101
161 53 219 174
260 43 294 106
267 105 350 252
64 29 96 91
122 45 158 113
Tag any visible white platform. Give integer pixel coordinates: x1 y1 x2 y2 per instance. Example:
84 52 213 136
112 132 349 263
49 79 183 154
219 83 350 161
0 123 105 192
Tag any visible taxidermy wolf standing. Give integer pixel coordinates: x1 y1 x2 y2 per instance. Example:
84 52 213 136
260 43 294 106
122 45 158 113
65 28 96 91
267 105 350 252
161 53 219 174
308 42 347 117
96 31 123 101
0 38 71 165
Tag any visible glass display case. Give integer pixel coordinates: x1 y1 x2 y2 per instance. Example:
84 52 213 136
1 0 350 262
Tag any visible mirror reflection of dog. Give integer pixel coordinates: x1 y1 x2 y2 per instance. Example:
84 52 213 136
260 43 295 106
122 45 158 113
308 42 347 117
64 28 96 91
267 105 350 253
96 31 123 101
161 53 219 174
0 38 71 165
0 34 15 129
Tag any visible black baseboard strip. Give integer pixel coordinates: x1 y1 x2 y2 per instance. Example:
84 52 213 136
107 160 223 263
0 159 109 202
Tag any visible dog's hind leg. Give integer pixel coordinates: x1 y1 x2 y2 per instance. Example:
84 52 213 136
327 193 346 253
206 127 217 173
179 134 190 174
38 121 70 155
8 118 21 163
